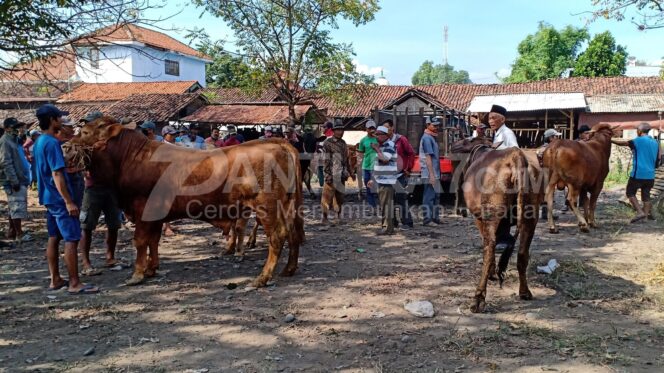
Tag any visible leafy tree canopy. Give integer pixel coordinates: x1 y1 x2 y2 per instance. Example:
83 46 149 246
573 31 627 77
504 22 589 83
589 0 664 30
194 36 254 88
411 61 472 85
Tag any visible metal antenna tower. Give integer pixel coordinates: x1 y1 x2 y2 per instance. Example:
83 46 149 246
444 25 448 65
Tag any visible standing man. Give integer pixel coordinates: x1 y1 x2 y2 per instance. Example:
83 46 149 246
0 118 32 243
473 123 489 139
321 120 351 223
260 125 274 140
538 129 562 219
419 117 442 225
140 121 163 142
222 126 241 147
357 120 379 211
612 122 660 222
368 125 399 235
34 104 98 294
487 104 518 150
383 119 415 229
23 129 40 189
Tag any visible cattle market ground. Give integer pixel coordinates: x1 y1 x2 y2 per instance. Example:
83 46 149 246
1 187 664 373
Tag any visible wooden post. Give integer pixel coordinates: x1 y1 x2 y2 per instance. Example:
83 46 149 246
569 110 574 139
544 109 548 129
392 106 398 133
404 107 409 143
374 106 379 124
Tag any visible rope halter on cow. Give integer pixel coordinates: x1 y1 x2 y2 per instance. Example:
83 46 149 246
61 141 94 172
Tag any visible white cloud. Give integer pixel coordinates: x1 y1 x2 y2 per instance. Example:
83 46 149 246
352 59 384 76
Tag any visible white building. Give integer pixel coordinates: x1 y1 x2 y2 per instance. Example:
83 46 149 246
73 24 211 86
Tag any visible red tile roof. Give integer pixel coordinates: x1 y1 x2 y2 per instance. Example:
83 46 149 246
57 103 115 123
104 93 206 123
57 81 200 103
78 24 211 60
2 52 77 82
182 104 323 125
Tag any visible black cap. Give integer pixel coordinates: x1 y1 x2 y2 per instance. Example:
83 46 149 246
36 104 69 118
489 104 507 117
333 119 344 129
3 117 24 129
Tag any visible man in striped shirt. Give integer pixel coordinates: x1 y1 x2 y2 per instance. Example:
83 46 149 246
368 125 399 235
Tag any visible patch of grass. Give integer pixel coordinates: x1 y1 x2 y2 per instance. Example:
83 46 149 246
605 158 630 188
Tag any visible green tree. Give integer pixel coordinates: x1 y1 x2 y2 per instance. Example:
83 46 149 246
505 22 589 83
195 38 254 88
411 61 472 85
573 31 627 77
193 0 380 124
589 0 664 30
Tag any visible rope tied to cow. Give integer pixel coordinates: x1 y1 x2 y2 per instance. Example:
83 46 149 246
62 141 93 171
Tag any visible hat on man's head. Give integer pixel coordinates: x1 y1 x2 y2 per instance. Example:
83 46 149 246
578 125 591 133
264 125 273 132
424 116 440 126
227 125 237 134
161 125 177 136
376 125 389 134
3 117 24 129
62 116 75 126
29 129 41 137
80 111 103 123
36 104 69 118
489 104 507 117
139 121 156 130
543 129 562 139
333 119 344 129
365 120 377 129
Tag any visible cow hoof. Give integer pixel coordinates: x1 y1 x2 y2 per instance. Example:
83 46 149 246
144 268 157 278
470 299 486 313
549 227 559 234
126 274 145 286
580 226 590 233
519 290 533 300
221 248 234 256
251 277 269 288
280 266 297 277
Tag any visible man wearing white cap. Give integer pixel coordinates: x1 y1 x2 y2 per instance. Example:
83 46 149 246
357 120 378 210
260 125 274 139
367 125 399 235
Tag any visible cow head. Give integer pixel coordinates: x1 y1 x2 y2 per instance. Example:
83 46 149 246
584 123 616 141
450 136 493 153
73 116 136 150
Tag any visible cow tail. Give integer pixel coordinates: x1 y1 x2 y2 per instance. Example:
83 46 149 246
283 144 305 247
514 152 527 246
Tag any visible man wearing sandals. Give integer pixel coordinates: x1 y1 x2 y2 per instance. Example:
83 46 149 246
34 104 98 294
612 122 660 223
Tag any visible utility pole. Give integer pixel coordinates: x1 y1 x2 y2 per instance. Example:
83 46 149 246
443 25 448 65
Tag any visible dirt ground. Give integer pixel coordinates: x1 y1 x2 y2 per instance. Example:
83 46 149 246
1 187 664 373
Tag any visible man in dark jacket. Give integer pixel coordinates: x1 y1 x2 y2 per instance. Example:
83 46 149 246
0 118 32 244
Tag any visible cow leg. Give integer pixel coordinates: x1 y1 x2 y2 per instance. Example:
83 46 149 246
588 184 602 228
471 220 498 313
580 190 590 224
233 218 248 258
145 223 163 278
545 181 558 233
223 220 239 255
567 186 589 232
246 219 260 249
127 222 159 285
517 219 536 301
252 224 287 288
281 224 301 277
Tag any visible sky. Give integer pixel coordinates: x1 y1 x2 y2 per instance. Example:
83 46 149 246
150 0 664 85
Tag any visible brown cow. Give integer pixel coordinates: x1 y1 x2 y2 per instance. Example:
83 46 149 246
68 117 304 287
452 138 543 313
542 123 614 233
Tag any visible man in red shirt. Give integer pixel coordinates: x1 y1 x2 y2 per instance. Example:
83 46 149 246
222 125 241 147
382 119 415 229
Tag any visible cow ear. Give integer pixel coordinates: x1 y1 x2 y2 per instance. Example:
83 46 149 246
99 123 125 142
123 121 137 130
491 141 503 149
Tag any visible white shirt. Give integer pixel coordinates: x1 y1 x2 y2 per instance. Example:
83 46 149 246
493 124 519 150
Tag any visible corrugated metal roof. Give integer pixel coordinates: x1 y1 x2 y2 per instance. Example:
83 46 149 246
467 93 587 112
586 94 664 113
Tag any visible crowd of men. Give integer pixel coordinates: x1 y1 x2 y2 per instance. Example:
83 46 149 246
0 102 660 293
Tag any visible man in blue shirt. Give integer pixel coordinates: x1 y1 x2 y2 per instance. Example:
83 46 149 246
34 104 98 294
612 122 661 222
419 117 441 225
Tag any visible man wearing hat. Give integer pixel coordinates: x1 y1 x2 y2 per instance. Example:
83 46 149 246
367 125 399 235
538 128 563 219
80 110 103 125
487 104 518 150
34 104 98 294
473 123 489 139
140 120 163 142
419 116 442 225
223 125 241 147
260 125 274 140
321 119 352 223
357 120 379 209
0 118 32 244
612 122 660 222
162 125 178 144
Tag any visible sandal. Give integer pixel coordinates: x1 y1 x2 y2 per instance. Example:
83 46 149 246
81 267 103 276
104 259 128 268
68 284 100 295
